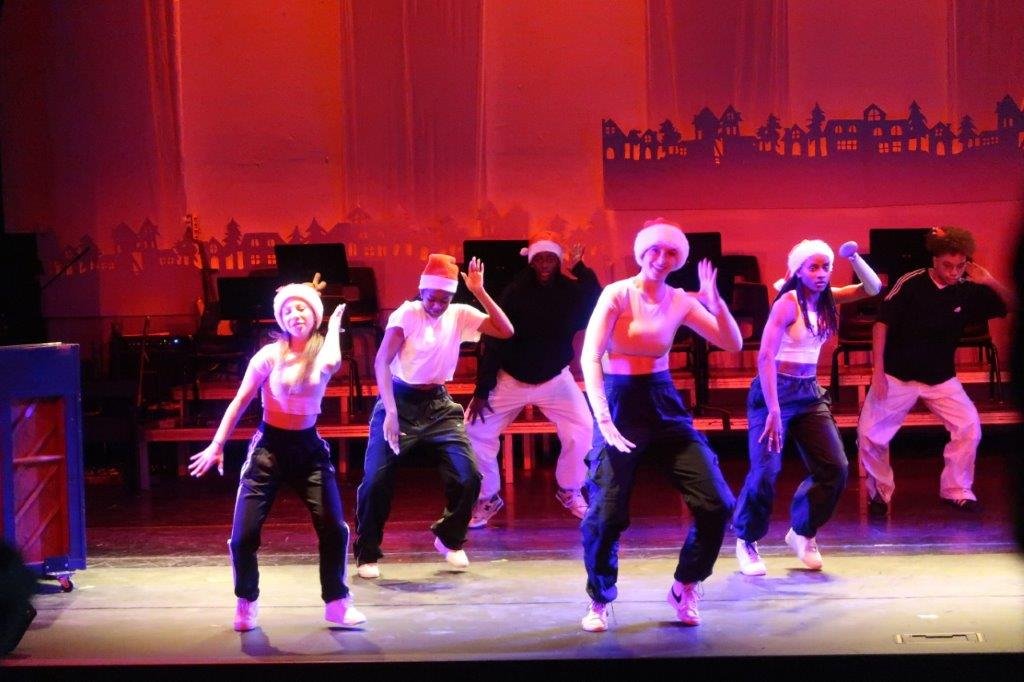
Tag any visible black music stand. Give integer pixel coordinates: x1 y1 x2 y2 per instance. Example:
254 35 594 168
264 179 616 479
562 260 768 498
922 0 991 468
216 276 279 321
273 243 363 411
665 232 730 425
868 228 931 286
275 242 349 286
454 239 530 306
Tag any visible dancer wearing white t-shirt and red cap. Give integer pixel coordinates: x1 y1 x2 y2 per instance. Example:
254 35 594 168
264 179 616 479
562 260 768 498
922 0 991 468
353 254 513 579
733 239 881 577
188 273 366 632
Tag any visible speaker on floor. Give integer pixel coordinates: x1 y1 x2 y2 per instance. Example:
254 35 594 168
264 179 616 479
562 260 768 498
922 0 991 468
0 540 37 656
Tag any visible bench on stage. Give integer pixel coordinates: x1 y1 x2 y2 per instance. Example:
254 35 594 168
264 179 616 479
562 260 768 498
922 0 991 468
138 364 1014 490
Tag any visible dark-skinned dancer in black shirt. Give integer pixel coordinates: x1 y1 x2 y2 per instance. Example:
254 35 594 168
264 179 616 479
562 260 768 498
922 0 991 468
857 226 1011 516
465 231 601 527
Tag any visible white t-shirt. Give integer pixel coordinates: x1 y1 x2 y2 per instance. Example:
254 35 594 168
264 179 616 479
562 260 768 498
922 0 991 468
387 300 486 384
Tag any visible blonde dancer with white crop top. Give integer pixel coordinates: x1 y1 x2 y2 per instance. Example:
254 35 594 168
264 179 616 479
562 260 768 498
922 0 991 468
579 220 743 632
188 274 366 632
733 240 881 577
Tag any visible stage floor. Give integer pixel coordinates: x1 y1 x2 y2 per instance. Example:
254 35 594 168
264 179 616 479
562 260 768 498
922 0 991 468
5 430 1023 675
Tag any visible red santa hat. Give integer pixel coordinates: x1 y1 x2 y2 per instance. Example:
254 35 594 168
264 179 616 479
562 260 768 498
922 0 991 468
519 231 564 262
419 253 460 293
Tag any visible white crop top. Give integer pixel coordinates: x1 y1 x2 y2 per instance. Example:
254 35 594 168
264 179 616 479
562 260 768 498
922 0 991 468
590 277 695 361
775 292 826 364
249 343 332 416
387 300 486 384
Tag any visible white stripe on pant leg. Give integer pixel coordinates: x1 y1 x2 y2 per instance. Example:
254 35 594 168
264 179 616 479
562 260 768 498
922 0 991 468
919 378 980 501
856 376 920 503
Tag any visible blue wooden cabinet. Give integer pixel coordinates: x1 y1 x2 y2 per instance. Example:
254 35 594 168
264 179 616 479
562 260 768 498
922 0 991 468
0 343 86 583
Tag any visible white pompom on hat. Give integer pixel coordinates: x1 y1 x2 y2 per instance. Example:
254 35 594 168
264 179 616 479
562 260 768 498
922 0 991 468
419 253 460 293
274 283 324 332
633 221 689 271
519 230 564 262
773 239 834 290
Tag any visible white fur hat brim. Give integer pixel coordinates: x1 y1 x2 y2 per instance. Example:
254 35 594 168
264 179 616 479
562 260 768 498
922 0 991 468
419 274 459 293
775 239 834 290
274 283 324 332
519 239 563 262
633 223 689 271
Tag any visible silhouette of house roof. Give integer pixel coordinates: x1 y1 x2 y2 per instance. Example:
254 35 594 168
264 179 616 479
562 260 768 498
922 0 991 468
603 119 626 142
693 107 719 128
864 104 886 120
721 105 741 123
929 121 954 139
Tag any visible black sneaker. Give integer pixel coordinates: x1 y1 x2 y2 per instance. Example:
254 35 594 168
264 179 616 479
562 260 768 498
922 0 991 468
943 497 979 513
867 495 888 518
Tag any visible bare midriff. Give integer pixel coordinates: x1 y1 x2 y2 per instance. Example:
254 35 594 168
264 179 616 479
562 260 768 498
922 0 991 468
263 409 318 430
775 360 817 378
603 351 670 376
394 378 443 391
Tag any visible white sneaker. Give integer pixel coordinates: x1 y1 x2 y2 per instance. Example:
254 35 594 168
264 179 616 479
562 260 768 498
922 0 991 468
785 528 823 570
735 539 767 576
434 536 469 569
580 601 609 632
667 580 702 626
468 494 504 529
233 597 259 632
356 563 380 579
556 488 588 520
324 596 367 628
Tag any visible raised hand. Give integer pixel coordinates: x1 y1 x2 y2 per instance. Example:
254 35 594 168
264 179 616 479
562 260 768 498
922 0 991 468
327 302 346 332
964 260 992 283
696 258 724 313
188 443 224 477
461 256 485 295
307 272 327 292
568 242 585 267
838 241 858 259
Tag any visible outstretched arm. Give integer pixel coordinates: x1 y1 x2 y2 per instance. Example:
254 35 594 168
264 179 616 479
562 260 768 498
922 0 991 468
374 326 406 455
683 259 743 352
833 241 882 303
581 291 636 453
189 354 265 477
754 294 796 453
462 257 514 339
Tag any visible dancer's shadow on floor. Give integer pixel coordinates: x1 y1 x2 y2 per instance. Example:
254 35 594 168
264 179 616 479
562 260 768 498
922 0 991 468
373 572 472 593
240 625 384 657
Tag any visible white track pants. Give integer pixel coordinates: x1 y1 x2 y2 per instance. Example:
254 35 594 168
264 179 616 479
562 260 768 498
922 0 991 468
857 375 980 503
466 367 593 499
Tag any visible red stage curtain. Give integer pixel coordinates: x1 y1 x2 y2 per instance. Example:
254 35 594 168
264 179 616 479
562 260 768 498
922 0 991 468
646 0 790 129
949 0 1024 121
340 0 484 222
